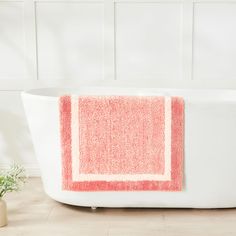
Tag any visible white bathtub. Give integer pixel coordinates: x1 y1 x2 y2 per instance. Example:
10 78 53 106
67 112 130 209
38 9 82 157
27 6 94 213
22 87 236 208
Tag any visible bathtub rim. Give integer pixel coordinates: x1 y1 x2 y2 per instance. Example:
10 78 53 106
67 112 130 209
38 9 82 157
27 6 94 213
21 87 236 103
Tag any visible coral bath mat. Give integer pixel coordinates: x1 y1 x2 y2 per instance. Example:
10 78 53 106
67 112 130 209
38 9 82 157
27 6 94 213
59 96 184 191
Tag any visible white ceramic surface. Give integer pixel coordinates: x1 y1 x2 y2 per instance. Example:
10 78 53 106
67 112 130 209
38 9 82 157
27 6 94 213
22 87 236 208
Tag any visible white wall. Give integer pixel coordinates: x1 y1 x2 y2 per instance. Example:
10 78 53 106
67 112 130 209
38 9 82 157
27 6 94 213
1 0 236 175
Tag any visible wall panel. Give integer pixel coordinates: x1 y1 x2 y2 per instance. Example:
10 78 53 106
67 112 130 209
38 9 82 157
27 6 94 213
115 2 183 81
0 2 27 80
193 2 236 81
35 2 104 81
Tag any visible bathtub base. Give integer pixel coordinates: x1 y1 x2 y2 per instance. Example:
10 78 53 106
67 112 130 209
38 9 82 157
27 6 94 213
44 188 236 209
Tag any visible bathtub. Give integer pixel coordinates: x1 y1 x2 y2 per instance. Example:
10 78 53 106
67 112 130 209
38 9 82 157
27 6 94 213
22 87 236 208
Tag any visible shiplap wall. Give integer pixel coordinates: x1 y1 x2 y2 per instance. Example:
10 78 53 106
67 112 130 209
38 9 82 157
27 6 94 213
1 0 236 175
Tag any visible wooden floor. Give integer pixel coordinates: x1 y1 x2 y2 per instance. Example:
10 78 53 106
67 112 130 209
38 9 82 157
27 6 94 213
1 178 236 236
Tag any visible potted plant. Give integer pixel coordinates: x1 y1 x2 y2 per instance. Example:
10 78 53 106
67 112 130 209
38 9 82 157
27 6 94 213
0 164 27 227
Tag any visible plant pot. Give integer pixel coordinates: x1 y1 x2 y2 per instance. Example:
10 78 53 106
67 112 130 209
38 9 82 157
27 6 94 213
0 199 7 227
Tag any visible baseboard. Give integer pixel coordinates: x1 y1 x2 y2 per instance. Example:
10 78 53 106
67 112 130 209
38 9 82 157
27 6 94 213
0 164 41 177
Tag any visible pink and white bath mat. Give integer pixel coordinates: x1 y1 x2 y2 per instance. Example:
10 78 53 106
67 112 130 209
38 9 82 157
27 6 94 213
59 96 184 191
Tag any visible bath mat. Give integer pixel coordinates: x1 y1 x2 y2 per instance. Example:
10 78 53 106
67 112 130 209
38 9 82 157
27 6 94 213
59 95 184 191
